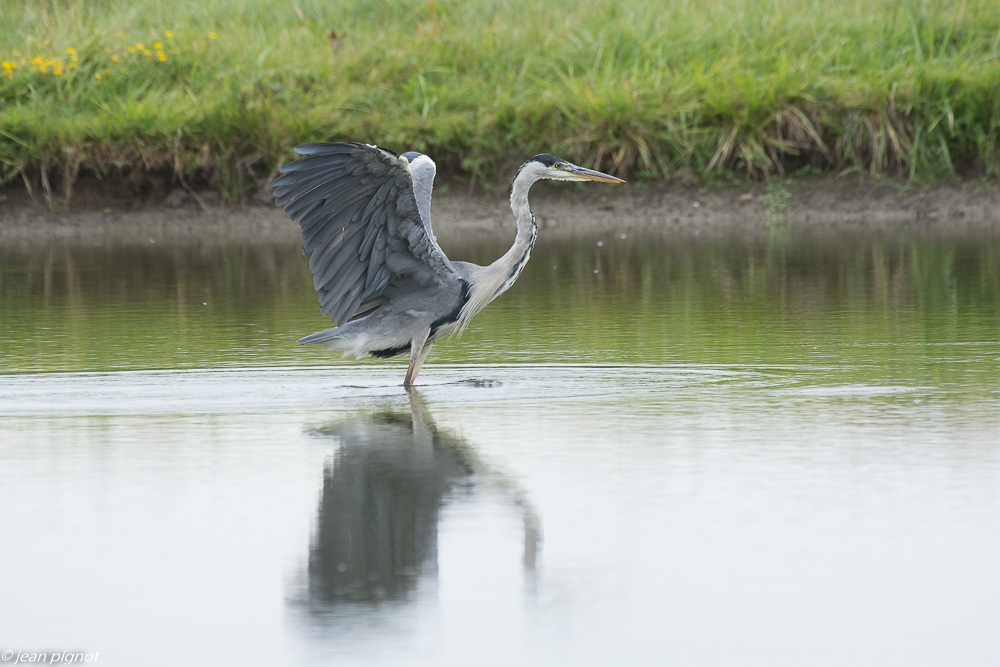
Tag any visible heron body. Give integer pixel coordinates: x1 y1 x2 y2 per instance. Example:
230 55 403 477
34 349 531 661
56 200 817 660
273 142 623 386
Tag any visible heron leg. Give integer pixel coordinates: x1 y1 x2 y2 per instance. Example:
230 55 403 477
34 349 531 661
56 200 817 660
404 334 434 388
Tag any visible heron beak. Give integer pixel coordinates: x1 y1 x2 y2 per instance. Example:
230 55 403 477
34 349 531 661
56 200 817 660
568 164 626 183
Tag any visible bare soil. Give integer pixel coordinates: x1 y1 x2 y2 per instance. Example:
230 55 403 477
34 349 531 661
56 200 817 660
2 176 999 246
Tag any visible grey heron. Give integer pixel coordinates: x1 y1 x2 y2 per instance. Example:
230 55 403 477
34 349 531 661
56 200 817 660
273 142 623 387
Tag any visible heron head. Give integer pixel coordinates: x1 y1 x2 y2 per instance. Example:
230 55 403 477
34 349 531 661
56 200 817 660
512 153 625 189
526 154 625 183
525 153 625 183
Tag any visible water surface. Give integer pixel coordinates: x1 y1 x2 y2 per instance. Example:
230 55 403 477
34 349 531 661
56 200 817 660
1 226 999 666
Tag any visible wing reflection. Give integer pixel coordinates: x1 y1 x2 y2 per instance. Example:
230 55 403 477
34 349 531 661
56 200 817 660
297 390 541 611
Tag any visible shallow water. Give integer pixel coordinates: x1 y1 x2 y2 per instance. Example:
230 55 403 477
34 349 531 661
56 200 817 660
2 227 1000 666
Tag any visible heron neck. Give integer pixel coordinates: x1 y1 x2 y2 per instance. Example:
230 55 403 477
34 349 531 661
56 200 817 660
461 170 539 323
454 169 540 331
494 169 539 287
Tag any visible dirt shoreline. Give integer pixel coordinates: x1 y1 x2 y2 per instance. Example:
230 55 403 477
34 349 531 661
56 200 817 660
2 177 999 245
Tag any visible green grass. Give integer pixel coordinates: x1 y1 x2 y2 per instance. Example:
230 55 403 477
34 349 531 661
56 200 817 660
2 0 1000 201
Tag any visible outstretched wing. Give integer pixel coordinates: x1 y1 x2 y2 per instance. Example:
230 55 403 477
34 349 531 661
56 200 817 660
272 142 461 326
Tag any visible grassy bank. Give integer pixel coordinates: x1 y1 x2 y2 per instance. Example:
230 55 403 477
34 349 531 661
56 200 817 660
2 0 1000 203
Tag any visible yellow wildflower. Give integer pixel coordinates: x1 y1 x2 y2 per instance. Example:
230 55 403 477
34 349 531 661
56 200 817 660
112 55 120 62
2 61 16 78
66 47 76 55
95 72 102 80
143 49 152 57
157 51 167 62
135 42 145 50
209 32 218 39
154 42 163 50
165 30 174 38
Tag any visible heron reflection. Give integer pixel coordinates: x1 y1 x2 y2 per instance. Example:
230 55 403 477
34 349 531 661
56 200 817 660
297 390 541 610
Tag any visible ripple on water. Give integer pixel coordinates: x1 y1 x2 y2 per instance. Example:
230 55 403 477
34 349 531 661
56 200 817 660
0 363 792 417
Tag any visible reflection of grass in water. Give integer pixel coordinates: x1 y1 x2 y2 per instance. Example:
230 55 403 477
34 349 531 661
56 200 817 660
761 179 791 225
2 0 1000 199
2 235 998 390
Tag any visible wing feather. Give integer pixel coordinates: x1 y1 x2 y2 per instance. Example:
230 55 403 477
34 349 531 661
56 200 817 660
314 223 366 290
282 181 345 220
274 142 461 325
321 260 368 316
309 226 347 286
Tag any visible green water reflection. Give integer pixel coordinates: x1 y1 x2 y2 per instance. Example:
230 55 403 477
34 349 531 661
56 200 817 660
2 230 999 385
